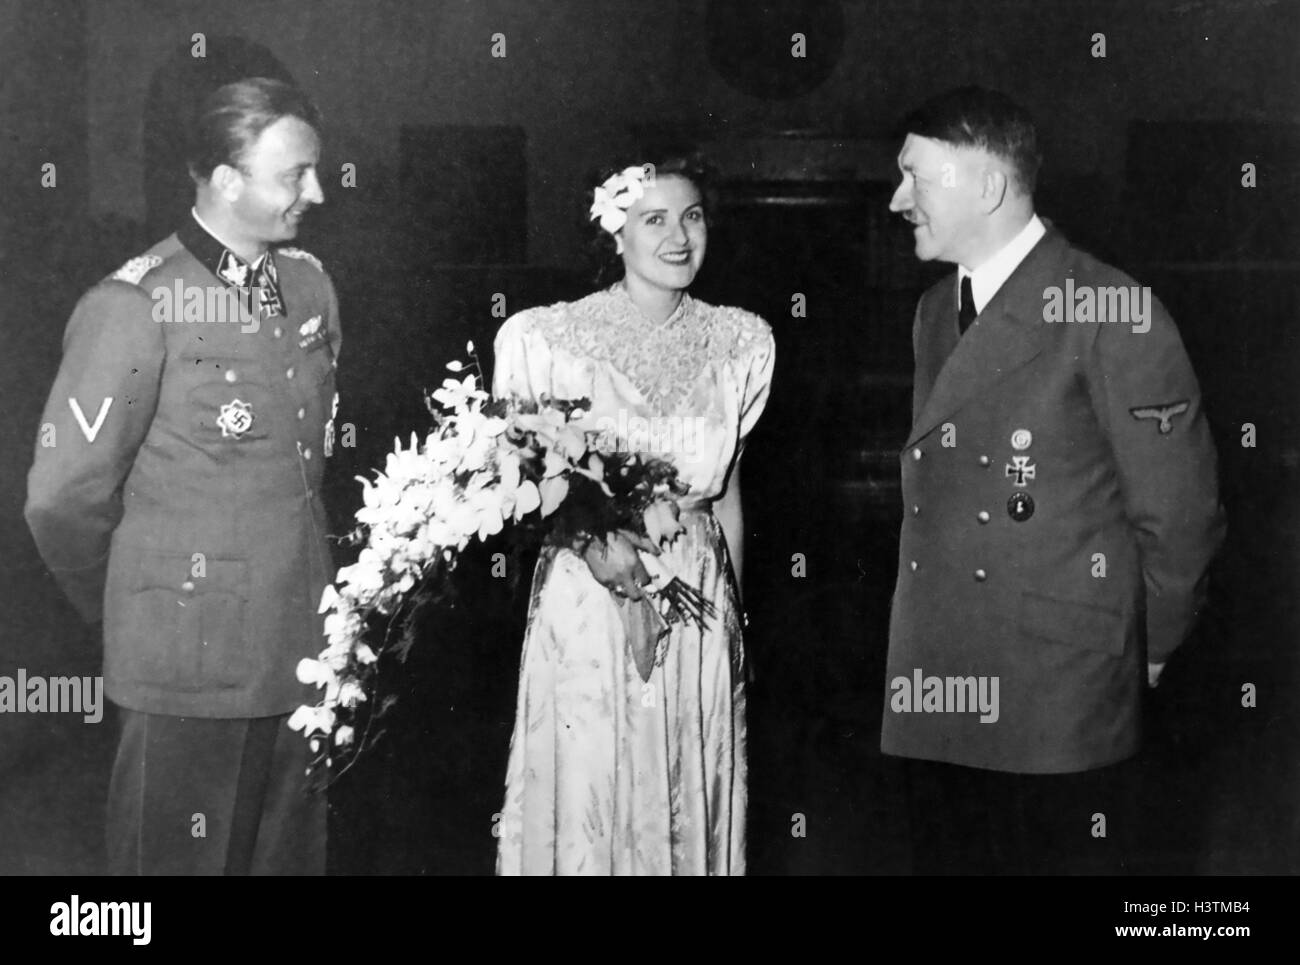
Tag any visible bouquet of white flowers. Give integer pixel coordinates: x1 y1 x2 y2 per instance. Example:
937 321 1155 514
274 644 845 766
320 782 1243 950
289 348 714 779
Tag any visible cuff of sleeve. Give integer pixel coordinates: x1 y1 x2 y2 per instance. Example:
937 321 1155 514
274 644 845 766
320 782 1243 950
48 559 108 625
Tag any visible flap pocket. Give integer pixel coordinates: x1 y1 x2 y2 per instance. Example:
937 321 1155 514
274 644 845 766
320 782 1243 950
1018 590 1125 656
179 352 267 386
123 553 252 689
180 356 273 442
131 552 248 596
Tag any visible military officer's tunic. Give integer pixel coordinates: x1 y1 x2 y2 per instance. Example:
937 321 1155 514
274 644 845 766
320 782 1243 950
26 214 341 872
881 227 1225 775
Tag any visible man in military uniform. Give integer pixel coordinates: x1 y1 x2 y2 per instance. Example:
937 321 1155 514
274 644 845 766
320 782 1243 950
26 78 338 874
880 87 1225 873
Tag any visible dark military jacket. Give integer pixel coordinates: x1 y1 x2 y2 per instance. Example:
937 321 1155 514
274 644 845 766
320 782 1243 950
26 216 341 717
881 228 1225 773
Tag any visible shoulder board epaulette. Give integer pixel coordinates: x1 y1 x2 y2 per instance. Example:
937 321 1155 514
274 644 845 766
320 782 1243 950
110 254 163 286
277 247 324 272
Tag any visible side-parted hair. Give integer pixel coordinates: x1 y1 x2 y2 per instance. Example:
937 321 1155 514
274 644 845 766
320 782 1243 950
187 77 322 184
900 86 1042 196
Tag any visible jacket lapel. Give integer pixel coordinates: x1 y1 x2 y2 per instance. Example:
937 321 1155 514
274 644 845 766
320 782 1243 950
904 229 1068 449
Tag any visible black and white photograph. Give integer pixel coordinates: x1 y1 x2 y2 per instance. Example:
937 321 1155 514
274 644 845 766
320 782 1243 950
0 0 1295 918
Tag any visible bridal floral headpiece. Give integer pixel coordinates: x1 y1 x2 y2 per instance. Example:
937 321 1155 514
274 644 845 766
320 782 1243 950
590 165 653 234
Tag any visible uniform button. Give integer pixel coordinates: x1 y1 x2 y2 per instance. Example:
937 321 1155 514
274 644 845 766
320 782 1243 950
224 370 237 383
302 447 312 460
978 455 991 467
912 504 920 516
909 560 919 572
180 580 196 593
977 510 990 524
912 448 923 461
285 367 296 379
297 407 306 420
974 568 988 581
306 489 315 499
273 326 283 338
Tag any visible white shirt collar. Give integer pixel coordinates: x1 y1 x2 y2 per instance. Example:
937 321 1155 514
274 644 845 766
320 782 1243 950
958 214 1046 314
190 207 267 267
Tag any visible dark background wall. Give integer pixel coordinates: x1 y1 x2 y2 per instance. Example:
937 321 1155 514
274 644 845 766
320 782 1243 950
1 0 1297 874
62 0 1300 275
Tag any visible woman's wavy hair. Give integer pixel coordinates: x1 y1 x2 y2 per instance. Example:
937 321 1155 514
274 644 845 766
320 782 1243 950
584 145 719 289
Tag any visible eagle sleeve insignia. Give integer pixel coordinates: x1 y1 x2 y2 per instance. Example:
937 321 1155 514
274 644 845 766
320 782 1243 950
1129 399 1190 434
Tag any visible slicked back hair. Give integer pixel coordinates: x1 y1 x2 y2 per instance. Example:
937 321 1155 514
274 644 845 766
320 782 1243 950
187 77 322 184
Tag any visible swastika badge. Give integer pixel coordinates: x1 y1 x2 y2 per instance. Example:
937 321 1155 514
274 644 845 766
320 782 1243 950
1006 455 1036 487
1010 428 1033 451
216 399 254 439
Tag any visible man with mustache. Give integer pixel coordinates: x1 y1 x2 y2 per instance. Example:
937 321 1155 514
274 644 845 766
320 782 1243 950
881 86 1224 873
26 78 338 874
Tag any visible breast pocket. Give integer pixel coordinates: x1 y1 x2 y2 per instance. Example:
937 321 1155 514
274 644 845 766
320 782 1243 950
181 354 274 443
120 552 252 691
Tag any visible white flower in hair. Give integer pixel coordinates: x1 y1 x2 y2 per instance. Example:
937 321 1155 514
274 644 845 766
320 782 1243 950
590 165 650 234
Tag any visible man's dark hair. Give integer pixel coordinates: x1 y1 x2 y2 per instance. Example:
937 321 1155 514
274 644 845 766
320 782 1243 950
900 86 1042 195
186 77 322 183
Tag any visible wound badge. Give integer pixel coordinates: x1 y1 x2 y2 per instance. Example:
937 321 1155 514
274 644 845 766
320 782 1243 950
1008 491 1035 522
216 399 254 439
1129 400 1189 435
1010 429 1033 451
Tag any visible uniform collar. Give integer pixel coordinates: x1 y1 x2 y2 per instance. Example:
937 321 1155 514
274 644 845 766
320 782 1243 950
958 214 1046 314
179 209 285 317
180 209 275 289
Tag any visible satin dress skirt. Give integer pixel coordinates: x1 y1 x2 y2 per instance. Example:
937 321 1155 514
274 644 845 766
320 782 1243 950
495 507 746 875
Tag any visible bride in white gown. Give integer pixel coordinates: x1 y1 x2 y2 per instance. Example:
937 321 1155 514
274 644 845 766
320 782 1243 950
492 153 774 875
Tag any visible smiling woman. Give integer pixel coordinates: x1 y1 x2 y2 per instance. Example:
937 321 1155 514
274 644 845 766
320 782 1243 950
587 151 718 289
492 148 775 875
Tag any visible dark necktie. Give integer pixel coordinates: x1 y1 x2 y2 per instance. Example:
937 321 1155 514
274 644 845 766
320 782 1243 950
958 275 977 335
